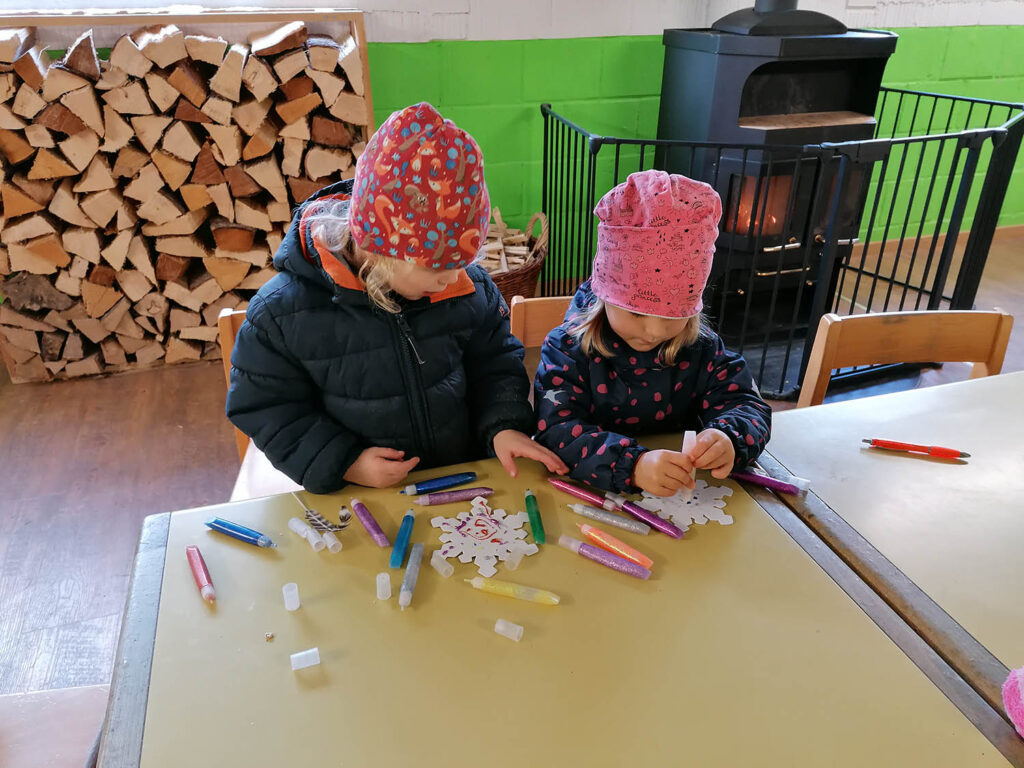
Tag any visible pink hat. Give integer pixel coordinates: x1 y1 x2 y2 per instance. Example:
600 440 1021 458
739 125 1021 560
349 102 490 270
591 170 721 318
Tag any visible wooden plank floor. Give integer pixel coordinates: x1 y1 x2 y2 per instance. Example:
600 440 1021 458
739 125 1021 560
0 363 238 695
0 227 1020 696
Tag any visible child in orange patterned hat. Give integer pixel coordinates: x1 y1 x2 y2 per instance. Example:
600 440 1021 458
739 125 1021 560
226 103 567 493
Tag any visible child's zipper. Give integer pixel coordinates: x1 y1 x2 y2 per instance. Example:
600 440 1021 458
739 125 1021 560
392 312 434 460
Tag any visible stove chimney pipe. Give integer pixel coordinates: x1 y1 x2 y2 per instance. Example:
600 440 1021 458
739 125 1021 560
712 0 846 35
754 0 798 13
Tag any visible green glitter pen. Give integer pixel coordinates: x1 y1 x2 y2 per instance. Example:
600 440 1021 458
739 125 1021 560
524 489 545 544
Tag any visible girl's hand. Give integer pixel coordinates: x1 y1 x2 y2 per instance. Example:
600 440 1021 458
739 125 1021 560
493 429 569 478
688 428 735 479
343 447 420 487
631 449 695 496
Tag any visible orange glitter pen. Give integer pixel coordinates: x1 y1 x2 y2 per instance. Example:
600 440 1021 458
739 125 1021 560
577 523 654 570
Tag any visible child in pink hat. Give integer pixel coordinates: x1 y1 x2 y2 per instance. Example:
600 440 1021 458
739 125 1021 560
534 170 771 496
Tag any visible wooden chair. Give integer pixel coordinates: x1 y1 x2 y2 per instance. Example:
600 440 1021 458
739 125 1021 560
509 295 573 347
796 309 1014 407
217 308 249 461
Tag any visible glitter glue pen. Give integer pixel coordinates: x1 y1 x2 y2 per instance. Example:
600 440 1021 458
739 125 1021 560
205 517 275 548
558 534 651 579
568 503 651 535
390 510 415 568
185 545 215 603
351 498 390 547
414 487 494 505
399 543 423 610
548 477 682 539
613 495 684 539
730 471 808 496
577 523 654 570
400 471 477 495
466 576 560 605
524 488 545 544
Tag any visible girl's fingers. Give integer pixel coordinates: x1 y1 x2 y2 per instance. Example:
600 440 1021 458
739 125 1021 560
523 444 569 473
660 463 691 485
692 441 727 469
710 464 732 479
373 447 406 460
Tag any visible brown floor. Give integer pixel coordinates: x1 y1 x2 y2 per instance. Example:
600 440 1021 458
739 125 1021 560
0 227 1020 696
0 363 237 695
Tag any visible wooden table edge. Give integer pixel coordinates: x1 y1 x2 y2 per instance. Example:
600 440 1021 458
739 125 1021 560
96 512 171 768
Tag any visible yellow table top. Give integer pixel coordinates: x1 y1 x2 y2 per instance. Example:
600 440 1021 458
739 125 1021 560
140 437 1008 767
769 373 1024 669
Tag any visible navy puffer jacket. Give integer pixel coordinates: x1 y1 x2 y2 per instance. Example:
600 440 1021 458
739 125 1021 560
534 282 772 494
226 180 534 493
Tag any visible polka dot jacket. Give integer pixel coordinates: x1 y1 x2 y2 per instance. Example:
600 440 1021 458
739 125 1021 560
534 282 772 494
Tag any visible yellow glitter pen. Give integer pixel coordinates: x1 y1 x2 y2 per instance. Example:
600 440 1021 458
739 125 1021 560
465 576 560 605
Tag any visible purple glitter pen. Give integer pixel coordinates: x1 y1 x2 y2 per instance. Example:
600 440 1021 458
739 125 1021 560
558 534 651 580
350 498 390 547
414 487 494 505
615 497 684 539
730 471 806 496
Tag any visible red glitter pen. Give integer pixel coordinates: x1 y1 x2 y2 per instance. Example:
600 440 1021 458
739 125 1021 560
186 545 216 603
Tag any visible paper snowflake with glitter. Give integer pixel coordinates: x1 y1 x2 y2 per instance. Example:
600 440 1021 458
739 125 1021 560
635 479 734 534
431 497 538 577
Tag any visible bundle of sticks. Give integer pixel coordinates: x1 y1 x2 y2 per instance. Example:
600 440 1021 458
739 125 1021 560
0 19 371 382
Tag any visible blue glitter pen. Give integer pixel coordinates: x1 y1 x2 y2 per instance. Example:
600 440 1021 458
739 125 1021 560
390 510 415 568
205 517 276 548
400 471 477 495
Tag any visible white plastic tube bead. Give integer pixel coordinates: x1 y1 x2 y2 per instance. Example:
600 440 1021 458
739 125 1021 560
306 529 326 552
321 530 343 554
430 549 454 578
282 582 300 611
376 572 391 600
494 619 524 642
288 517 313 539
290 647 320 671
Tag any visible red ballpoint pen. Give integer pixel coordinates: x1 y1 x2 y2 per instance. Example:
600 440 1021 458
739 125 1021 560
861 438 970 459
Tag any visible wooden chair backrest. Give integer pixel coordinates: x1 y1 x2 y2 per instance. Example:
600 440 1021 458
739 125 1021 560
217 308 249 461
796 309 1014 408
509 295 573 347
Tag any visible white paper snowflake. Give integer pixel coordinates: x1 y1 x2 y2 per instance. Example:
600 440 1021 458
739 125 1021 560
430 497 538 577
635 479 734 533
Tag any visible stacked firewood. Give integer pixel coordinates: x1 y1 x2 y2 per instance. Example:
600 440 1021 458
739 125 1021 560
0 20 370 381
477 209 533 276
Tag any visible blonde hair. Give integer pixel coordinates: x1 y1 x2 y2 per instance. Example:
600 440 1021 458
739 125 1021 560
569 299 710 365
306 198 403 314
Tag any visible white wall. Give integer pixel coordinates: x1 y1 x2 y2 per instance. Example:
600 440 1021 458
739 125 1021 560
0 0 1021 43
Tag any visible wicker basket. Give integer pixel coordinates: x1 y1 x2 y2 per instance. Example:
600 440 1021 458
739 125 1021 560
486 212 549 305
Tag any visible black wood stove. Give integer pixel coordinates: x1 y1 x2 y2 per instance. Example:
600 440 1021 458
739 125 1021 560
656 0 897 336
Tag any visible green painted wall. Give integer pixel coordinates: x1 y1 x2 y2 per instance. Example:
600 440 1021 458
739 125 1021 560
367 26 1024 229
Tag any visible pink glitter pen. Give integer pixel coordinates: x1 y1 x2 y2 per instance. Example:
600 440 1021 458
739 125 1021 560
558 534 651 580
414 487 494 505
350 498 390 547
